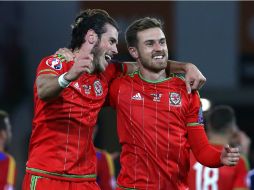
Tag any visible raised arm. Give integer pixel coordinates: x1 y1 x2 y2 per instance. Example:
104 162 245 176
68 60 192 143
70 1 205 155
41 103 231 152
38 31 97 101
37 54 94 101
37 54 93 101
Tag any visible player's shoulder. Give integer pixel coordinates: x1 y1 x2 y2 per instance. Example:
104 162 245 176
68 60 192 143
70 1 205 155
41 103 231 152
0 151 15 162
0 151 8 161
169 73 187 90
112 69 138 82
127 70 139 78
37 54 72 74
40 54 70 66
170 73 186 82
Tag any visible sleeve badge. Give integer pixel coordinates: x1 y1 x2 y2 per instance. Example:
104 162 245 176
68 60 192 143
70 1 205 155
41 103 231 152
46 57 62 70
198 107 204 124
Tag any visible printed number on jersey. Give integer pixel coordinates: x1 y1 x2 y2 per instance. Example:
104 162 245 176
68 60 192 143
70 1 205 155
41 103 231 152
193 162 219 190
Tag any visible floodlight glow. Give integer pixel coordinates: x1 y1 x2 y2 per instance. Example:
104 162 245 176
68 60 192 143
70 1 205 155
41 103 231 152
201 98 211 112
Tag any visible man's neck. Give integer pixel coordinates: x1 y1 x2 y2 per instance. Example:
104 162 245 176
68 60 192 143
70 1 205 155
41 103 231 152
139 67 167 81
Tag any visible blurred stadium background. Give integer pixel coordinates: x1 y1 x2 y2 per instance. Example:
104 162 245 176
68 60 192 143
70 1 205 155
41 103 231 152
1 1 254 189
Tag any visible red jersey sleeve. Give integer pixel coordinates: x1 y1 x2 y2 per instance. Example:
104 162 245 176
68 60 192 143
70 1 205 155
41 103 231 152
109 77 121 109
36 54 71 78
187 91 222 167
233 156 249 189
186 91 204 127
102 61 127 84
188 126 223 167
100 61 127 107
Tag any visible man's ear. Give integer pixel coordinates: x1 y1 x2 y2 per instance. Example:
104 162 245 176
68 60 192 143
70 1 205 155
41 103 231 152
84 29 98 44
128 47 139 59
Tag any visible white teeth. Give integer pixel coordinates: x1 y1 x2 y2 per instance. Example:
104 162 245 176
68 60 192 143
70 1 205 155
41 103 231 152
153 55 163 59
105 55 112 60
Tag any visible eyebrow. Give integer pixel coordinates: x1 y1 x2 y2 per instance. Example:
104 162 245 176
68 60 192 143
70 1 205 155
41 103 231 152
144 37 166 43
110 37 118 44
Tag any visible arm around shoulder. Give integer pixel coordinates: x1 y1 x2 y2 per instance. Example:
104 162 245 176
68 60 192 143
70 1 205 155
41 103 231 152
168 60 206 93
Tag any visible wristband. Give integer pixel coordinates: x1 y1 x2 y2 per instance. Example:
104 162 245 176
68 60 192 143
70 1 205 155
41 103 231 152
58 72 71 88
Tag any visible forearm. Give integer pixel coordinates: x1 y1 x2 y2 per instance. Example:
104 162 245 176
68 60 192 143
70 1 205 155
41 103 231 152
188 126 223 168
36 74 64 101
167 60 187 73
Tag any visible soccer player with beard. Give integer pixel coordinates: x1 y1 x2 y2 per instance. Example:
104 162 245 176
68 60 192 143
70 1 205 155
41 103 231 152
23 9 206 190
23 9 121 190
109 17 241 190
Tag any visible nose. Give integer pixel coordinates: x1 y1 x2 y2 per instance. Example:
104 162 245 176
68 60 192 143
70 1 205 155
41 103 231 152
112 44 118 55
153 42 163 51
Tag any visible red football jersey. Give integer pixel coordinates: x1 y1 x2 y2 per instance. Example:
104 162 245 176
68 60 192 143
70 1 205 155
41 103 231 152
26 55 124 181
188 144 249 190
0 152 16 190
110 71 203 190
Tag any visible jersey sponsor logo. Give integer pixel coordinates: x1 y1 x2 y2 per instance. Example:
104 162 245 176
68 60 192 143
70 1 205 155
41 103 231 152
151 93 162 102
94 80 103 96
169 92 181 106
132 93 143 100
46 57 62 70
83 84 91 94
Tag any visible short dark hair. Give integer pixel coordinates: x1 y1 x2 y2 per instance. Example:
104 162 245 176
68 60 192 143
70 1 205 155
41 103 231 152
69 9 119 50
207 105 236 132
0 110 8 131
125 17 163 48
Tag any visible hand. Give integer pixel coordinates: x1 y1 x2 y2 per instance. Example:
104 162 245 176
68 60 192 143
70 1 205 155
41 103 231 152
220 144 240 166
230 130 251 156
65 32 99 81
55 48 74 62
184 63 206 94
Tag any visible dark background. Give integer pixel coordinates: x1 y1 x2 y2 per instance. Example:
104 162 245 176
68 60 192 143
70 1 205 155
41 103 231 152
1 1 254 189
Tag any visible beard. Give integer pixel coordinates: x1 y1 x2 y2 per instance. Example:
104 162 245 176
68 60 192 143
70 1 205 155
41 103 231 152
90 40 107 73
138 50 168 73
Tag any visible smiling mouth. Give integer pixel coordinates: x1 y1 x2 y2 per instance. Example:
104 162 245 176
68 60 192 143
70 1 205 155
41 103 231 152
153 55 164 59
105 54 112 63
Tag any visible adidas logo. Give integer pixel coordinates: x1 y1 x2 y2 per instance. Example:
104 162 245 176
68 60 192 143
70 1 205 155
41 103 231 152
132 93 143 100
74 82 81 91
